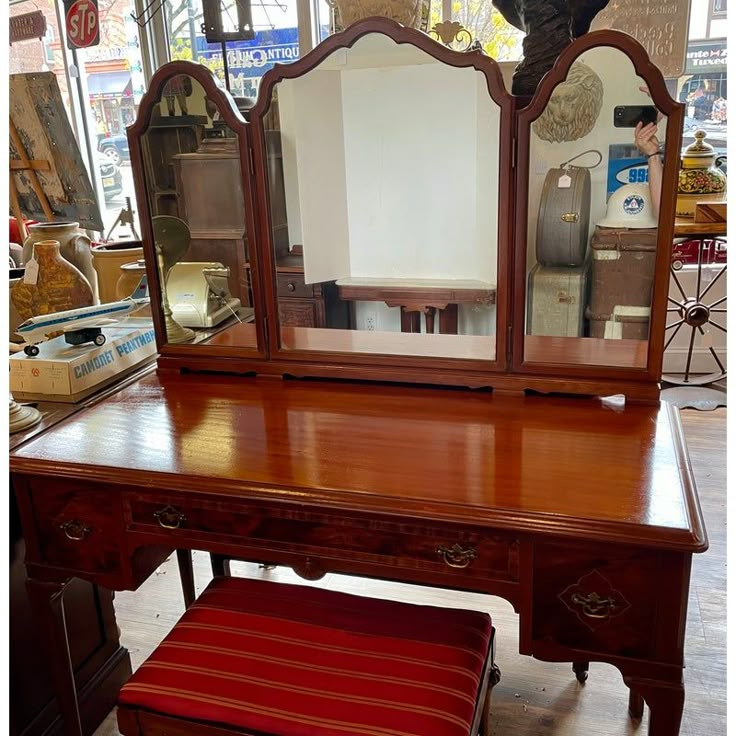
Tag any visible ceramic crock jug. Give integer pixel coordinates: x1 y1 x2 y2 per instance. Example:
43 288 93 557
116 258 148 300
91 240 144 303
11 239 94 322
22 222 98 301
676 130 727 218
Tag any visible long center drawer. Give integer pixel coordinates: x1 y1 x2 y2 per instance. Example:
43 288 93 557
124 493 519 586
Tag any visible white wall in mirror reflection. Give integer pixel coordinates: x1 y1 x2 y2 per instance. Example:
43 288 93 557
275 33 501 289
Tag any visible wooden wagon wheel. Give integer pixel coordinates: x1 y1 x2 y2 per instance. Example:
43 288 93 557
662 236 727 386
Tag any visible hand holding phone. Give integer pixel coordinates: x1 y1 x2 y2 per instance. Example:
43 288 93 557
613 105 658 128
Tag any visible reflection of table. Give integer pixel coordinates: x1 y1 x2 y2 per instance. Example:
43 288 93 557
336 277 496 334
11 372 707 736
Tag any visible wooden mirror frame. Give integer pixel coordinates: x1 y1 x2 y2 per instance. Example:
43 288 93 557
511 30 685 400
127 60 267 362
248 17 516 390
132 28 686 400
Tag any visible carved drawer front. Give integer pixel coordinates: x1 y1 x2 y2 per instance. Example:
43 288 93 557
278 300 319 328
276 273 315 299
29 480 124 575
532 543 661 659
125 495 519 584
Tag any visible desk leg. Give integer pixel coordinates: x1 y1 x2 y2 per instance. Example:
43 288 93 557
176 549 196 608
26 577 83 736
628 677 685 736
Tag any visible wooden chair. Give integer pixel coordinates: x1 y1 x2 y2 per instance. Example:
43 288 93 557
117 575 501 736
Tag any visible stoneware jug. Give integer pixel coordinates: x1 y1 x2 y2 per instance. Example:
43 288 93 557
11 239 94 322
116 259 148 300
23 221 98 301
91 240 144 303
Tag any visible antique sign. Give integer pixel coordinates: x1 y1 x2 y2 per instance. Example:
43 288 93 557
9 72 103 231
9 11 47 44
65 0 100 49
590 0 690 78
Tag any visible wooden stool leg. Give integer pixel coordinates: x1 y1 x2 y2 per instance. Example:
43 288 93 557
480 663 501 735
210 554 231 577
573 661 589 683
176 549 195 609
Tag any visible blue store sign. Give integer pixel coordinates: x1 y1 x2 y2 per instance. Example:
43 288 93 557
194 28 300 78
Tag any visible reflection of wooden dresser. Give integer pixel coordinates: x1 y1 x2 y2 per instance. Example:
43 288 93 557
142 116 206 217
174 139 249 305
247 252 348 329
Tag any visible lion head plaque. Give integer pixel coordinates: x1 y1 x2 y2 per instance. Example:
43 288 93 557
533 61 603 143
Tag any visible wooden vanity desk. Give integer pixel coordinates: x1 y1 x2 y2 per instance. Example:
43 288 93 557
10 371 706 736
15 19 709 736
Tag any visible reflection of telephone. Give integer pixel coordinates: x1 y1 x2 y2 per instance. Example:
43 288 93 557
167 262 252 328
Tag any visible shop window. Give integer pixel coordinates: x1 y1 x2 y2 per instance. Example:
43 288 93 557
167 0 301 99
713 0 726 14
74 0 145 237
9 0 72 113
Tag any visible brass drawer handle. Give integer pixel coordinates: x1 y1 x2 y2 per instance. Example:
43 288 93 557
561 212 579 223
154 505 187 530
60 520 92 541
571 592 619 619
436 543 477 569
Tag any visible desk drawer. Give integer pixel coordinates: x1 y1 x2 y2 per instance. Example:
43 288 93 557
276 273 315 299
532 543 660 659
29 480 123 575
126 495 519 584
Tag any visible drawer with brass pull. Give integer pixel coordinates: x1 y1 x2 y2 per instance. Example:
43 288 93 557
125 493 519 585
276 273 316 299
531 543 661 659
28 480 125 575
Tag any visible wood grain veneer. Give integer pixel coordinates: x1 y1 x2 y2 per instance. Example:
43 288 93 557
11 372 705 552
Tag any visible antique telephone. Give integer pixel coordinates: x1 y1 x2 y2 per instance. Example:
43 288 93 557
167 262 250 328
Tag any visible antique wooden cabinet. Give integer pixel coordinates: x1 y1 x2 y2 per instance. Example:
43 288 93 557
127 20 683 400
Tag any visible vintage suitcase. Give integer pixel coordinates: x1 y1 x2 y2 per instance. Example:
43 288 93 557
536 167 591 267
587 227 657 340
587 306 651 340
527 259 591 337
589 226 657 310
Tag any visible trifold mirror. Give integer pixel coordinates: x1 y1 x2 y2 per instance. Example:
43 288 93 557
514 32 683 379
251 22 512 367
129 21 683 397
128 65 265 354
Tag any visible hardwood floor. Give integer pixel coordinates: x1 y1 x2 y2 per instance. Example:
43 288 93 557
94 407 727 736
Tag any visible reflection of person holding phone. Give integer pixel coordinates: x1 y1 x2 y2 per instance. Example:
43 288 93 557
634 86 663 217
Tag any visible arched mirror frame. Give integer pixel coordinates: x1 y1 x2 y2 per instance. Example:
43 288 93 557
127 60 267 361
249 17 515 388
511 31 685 397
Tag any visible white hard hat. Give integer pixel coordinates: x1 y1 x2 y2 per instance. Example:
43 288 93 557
597 183 658 229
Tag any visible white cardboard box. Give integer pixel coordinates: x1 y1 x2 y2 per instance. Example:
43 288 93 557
10 320 157 403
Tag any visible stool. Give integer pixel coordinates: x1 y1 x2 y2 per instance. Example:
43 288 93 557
118 576 500 736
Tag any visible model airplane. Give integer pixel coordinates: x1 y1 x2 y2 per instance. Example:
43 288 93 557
16 290 149 357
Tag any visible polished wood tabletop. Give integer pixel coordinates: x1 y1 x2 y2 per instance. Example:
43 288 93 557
11 372 705 552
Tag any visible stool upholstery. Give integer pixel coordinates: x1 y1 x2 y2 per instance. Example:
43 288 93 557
118 576 497 736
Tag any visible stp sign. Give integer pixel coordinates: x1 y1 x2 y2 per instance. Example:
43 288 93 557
65 0 100 49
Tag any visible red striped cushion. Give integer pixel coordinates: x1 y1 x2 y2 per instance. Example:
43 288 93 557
118 576 492 736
